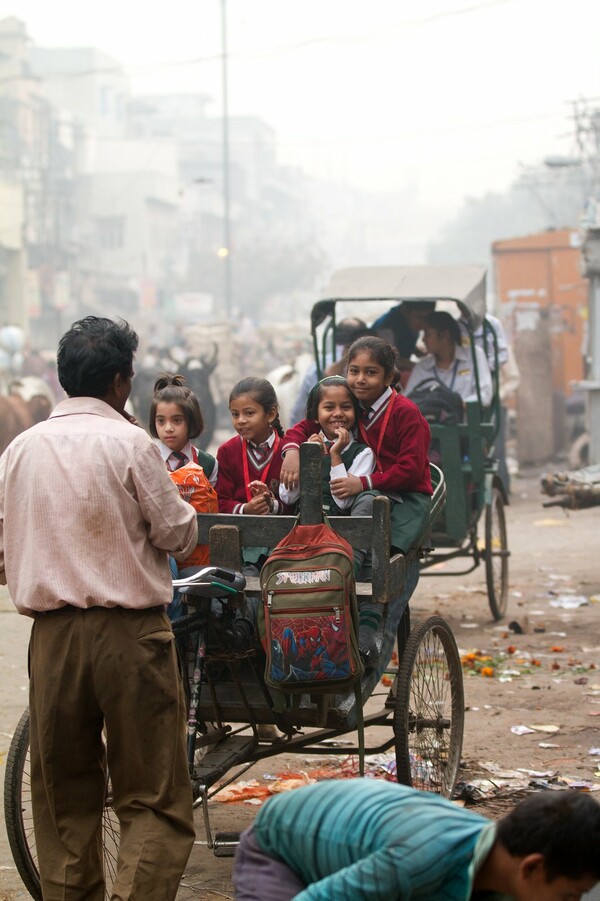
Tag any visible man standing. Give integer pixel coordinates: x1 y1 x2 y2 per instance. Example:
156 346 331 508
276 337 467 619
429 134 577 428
0 317 198 900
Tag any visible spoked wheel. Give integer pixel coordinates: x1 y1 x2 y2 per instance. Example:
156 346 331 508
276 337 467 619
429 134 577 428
484 485 509 620
3 708 121 900
394 616 464 798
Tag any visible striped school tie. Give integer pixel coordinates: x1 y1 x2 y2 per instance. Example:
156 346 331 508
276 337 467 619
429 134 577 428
170 451 188 471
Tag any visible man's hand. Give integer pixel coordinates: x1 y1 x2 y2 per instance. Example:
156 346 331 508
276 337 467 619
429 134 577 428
280 449 300 490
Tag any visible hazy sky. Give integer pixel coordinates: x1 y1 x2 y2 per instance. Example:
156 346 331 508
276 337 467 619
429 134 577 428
3 0 600 209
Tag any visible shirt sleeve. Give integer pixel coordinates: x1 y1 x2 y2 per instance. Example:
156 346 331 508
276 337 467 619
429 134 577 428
330 448 375 511
215 443 245 514
132 444 197 560
294 847 409 900
0 452 6 586
467 346 493 407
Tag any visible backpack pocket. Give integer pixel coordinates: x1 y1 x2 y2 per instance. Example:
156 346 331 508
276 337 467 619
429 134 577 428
263 573 360 690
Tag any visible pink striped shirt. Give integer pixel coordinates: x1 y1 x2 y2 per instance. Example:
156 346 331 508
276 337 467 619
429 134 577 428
0 397 198 615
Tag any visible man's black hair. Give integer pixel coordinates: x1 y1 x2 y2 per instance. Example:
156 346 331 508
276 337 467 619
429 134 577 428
496 790 600 881
57 316 139 398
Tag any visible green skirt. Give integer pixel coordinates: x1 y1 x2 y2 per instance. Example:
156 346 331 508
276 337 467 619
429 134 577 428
387 491 432 553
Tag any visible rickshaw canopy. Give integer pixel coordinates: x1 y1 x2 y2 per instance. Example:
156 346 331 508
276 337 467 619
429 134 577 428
311 264 488 333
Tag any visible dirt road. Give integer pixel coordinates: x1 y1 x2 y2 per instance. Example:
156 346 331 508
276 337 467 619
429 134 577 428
1 467 599 900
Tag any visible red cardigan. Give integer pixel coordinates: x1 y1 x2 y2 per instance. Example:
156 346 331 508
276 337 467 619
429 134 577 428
282 392 432 496
216 434 289 514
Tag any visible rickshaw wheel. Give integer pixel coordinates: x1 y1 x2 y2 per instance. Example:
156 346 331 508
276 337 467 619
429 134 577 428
394 616 464 798
3 707 120 900
484 485 509 620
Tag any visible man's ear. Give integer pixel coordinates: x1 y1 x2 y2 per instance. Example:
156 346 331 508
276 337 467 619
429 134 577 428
519 853 546 881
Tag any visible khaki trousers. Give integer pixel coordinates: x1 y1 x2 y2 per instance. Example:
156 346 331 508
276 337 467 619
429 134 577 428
29 606 195 901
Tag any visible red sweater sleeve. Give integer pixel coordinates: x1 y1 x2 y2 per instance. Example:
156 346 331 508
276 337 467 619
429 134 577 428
360 397 432 495
281 418 320 454
216 439 246 514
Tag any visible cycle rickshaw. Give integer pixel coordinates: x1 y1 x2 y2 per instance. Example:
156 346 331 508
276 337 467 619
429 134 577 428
310 264 510 621
4 270 482 898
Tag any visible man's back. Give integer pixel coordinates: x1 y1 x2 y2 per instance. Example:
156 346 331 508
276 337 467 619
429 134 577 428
0 395 197 614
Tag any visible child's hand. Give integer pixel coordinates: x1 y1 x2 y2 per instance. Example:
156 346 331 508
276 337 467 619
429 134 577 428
280 449 300 489
248 480 269 497
330 427 350 460
330 474 363 499
307 434 326 454
243 493 272 515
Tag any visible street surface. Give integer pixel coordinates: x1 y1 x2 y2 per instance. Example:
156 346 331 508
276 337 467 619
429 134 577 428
1 467 599 900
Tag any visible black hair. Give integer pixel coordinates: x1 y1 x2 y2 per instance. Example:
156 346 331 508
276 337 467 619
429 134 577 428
424 311 462 346
346 335 400 382
57 316 138 398
148 373 203 440
305 376 360 424
229 377 284 437
496 790 600 882
336 317 370 348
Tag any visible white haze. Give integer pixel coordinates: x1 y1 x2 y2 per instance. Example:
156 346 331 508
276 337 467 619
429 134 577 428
3 0 600 245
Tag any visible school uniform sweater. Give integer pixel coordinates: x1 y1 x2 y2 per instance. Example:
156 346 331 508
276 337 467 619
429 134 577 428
283 391 432 496
216 433 288 514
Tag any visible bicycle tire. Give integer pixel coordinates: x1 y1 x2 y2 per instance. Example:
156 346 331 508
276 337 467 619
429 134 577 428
4 707 121 899
485 486 509 620
394 616 464 798
4 708 41 900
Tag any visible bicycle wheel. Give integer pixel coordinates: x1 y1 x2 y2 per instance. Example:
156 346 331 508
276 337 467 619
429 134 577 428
394 616 464 798
3 708 121 899
485 486 509 620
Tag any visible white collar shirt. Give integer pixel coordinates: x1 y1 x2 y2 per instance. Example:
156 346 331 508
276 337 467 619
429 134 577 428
0 396 198 615
405 343 493 406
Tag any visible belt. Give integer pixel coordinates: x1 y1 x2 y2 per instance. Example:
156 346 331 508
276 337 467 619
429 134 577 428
34 605 163 617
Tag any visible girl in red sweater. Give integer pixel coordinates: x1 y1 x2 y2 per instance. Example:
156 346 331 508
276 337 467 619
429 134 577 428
216 377 288 574
281 336 432 555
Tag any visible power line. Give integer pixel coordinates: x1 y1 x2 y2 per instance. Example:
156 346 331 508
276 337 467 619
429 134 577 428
1 0 515 83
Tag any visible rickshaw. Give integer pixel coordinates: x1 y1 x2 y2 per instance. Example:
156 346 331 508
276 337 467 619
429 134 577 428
310 265 510 621
4 439 463 899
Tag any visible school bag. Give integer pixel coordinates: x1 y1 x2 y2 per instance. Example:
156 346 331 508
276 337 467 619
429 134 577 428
407 377 464 426
169 462 218 568
259 519 363 695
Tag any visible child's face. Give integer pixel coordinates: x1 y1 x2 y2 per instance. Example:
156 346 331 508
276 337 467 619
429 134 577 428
346 352 392 406
316 385 355 440
155 402 189 453
230 393 275 444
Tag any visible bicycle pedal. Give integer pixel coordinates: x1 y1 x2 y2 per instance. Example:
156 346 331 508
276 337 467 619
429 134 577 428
213 831 241 857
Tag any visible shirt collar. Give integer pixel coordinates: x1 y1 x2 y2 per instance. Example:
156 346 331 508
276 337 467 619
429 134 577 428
319 430 355 448
157 439 194 463
371 386 392 413
247 430 276 450
49 396 127 422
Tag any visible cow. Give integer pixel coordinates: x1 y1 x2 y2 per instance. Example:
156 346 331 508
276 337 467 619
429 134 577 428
0 377 56 455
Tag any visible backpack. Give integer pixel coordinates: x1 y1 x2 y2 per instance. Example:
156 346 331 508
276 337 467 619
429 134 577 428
169 462 218 568
407 377 464 426
259 519 364 696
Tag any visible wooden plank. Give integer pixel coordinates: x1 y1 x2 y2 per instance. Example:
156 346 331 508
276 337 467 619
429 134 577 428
298 442 324 524
208 525 242 570
197 513 375 549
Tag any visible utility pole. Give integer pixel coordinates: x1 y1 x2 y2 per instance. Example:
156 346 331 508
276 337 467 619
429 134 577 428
575 100 600 464
220 0 232 319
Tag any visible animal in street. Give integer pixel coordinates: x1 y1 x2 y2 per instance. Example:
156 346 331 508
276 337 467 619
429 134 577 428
0 377 55 455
